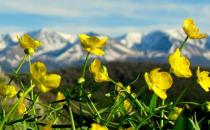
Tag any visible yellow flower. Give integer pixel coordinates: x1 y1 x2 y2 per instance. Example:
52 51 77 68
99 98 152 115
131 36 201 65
89 59 109 82
0 85 17 98
17 100 26 115
144 68 173 99
41 122 52 130
196 66 210 92
31 62 61 93
168 48 192 78
91 123 108 130
56 91 65 106
168 107 183 120
183 18 207 39
79 34 107 55
124 99 132 113
18 34 42 55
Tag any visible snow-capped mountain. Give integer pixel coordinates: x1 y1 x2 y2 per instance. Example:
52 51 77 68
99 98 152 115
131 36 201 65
0 28 209 72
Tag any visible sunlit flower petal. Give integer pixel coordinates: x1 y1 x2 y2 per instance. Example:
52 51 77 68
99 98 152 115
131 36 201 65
79 34 107 56
56 91 65 106
18 34 42 55
17 100 26 115
196 66 210 92
0 85 17 98
144 68 173 99
91 123 108 130
168 48 192 78
31 62 61 93
89 59 109 82
183 18 207 39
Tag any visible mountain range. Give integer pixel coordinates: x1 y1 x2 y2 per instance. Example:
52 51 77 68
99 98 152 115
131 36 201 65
0 28 209 72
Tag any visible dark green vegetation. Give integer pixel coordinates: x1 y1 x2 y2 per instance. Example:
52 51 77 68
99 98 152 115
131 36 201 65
55 61 210 104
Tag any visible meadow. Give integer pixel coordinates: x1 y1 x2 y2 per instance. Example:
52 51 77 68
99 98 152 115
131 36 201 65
0 18 210 130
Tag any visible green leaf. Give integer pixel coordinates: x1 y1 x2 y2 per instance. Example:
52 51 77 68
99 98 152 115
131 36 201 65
148 93 157 113
172 110 194 130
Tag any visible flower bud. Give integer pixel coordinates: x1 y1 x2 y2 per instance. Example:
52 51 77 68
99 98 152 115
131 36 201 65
168 107 183 120
201 101 210 112
24 48 35 55
77 77 85 84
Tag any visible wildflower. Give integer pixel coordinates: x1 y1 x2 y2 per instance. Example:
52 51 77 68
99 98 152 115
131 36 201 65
196 66 210 92
17 100 26 115
144 68 173 99
30 62 61 93
41 122 52 130
168 107 183 120
91 123 108 130
56 91 65 106
183 18 207 39
18 34 42 55
79 34 107 55
0 85 17 98
168 48 192 78
89 59 109 82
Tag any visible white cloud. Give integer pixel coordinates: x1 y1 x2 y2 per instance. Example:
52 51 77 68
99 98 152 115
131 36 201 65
0 0 210 35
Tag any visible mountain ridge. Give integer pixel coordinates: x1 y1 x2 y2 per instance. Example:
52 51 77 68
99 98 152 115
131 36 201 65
0 28 209 72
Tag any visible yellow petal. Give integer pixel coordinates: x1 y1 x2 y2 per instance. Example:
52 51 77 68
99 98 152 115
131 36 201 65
168 48 192 78
17 100 26 115
152 85 167 99
0 85 18 98
144 72 153 90
41 74 61 92
79 34 90 47
183 18 207 39
18 34 42 49
144 68 172 99
85 47 105 55
91 123 108 130
56 91 65 106
124 99 132 113
94 66 109 82
89 59 101 74
31 62 47 79
196 66 210 92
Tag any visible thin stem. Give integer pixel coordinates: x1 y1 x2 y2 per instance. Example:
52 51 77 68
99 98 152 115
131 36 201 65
79 52 90 122
160 99 165 128
88 97 102 121
82 52 90 78
8 54 27 85
179 36 188 51
0 85 35 129
68 102 76 130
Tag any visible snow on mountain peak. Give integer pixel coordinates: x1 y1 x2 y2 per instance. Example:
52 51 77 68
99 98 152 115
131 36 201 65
0 28 210 72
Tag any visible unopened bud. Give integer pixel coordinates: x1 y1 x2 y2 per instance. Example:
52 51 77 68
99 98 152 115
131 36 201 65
77 77 85 84
24 48 34 55
202 101 210 112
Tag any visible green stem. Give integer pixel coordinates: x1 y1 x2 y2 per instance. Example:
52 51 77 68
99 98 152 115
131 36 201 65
88 97 102 121
79 52 90 120
82 52 90 78
160 99 165 128
0 85 35 129
68 102 76 130
8 54 27 85
179 36 188 51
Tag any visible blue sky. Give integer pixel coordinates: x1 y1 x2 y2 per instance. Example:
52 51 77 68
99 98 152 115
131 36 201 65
0 0 210 36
